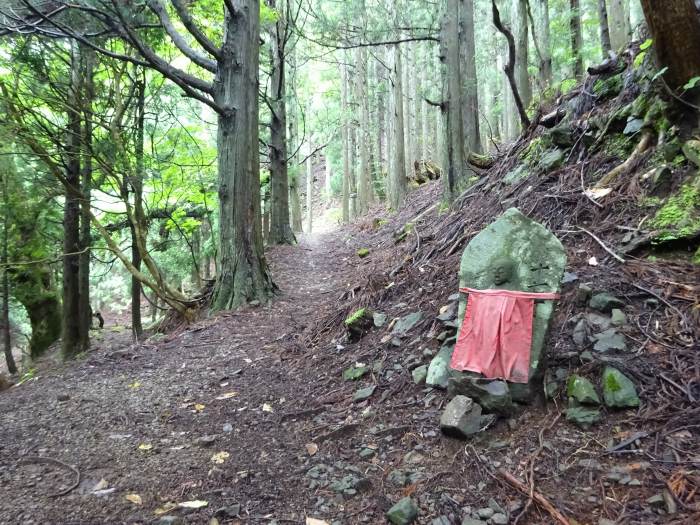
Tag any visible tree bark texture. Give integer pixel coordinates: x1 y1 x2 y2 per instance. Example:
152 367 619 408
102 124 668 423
640 0 700 90
570 0 584 77
609 0 631 51
598 0 612 57
1 166 17 375
390 43 407 209
211 0 275 310
305 146 313 233
460 0 481 154
340 62 351 222
267 1 295 245
515 0 532 108
356 44 370 215
131 73 145 339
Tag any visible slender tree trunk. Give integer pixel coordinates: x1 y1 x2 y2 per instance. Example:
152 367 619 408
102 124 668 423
414 44 424 160
460 0 481 154
62 41 83 359
268 0 295 245
305 145 313 233
211 1 275 311
515 0 532 108
403 47 414 179
639 0 700 90
539 0 553 86
390 43 407 209
598 0 612 57
1 166 17 375
129 73 145 338
348 77 358 218
375 57 386 192
356 44 370 215
340 62 350 222
570 0 584 77
287 47 303 232
609 0 631 51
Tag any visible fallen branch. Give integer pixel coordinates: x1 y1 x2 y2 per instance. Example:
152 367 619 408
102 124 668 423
595 129 655 188
18 456 81 498
577 226 626 263
498 468 571 525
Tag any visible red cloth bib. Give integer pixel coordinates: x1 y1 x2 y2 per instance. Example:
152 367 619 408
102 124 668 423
450 288 560 384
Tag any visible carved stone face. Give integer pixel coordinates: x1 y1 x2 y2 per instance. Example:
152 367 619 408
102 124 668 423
491 257 516 286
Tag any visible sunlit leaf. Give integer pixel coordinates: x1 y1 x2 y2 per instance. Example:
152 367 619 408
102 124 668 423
178 500 208 509
126 493 142 505
210 451 230 464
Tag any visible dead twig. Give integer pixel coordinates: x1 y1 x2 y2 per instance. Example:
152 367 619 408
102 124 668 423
498 468 572 525
577 226 626 263
18 456 81 498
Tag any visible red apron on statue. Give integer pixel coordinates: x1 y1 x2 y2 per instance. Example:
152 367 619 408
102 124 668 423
450 287 560 384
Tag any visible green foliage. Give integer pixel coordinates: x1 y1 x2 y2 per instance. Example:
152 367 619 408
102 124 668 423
344 307 368 326
593 74 623 99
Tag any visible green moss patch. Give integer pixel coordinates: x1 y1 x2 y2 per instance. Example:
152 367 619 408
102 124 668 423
651 183 700 243
345 307 368 326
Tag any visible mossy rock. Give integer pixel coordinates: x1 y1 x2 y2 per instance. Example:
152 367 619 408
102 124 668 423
651 182 700 244
602 134 634 159
593 73 624 99
602 366 640 408
567 375 600 405
345 307 374 341
537 149 565 173
343 364 369 381
682 140 700 168
520 136 552 164
503 164 530 185
356 248 370 258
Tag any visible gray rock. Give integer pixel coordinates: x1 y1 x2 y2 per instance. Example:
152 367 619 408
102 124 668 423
488 498 505 515
576 284 593 306
623 117 644 135
392 312 423 336
373 312 388 328
222 423 233 433
426 345 454 389
565 406 601 429
461 520 483 525
359 447 376 458
549 123 575 147
589 293 625 313
386 497 418 525
353 385 376 402
388 469 409 487
491 513 508 525
436 303 457 322
503 164 530 185
567 375 600 405
412 365 428 385
572 318 588 348
602 367 639 408
585 312 612 332
663 489 677 514
431 517 451 525
476 507 494 519
593 329 627 352
448 375 513 415
329 474 371 496
611 308 627 326
214 505 241 518
538 148 564 172
440 395 483 439
343 364 369 381
57 393 70 402
195 435 217 447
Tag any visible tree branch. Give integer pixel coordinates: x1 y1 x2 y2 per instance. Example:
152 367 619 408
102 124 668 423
171 0 221 59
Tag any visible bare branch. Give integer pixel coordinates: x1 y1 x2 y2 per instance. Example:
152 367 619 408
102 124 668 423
171 0 221 59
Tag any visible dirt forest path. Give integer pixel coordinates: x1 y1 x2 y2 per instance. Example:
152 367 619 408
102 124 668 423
0 229 372 524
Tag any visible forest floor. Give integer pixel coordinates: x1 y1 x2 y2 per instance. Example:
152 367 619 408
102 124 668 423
1 181 698 525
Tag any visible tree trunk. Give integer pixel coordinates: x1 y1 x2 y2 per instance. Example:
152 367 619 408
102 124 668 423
598 0 612 57
609 0 631 52
515 0 532 108
570 0 584 77
539 0 553 87
305 145 313 233
78 45 94 352
460 0 481 154
356 44 370 215
62 41 83 359
1 165 17 375
267 0 295 245
130 72 145 339
403 47 414 180
441 0 467 199
340 62 351 222
390 43 407 209
211 1 275 311
287 47 303 232
375 57 386 193
639 0 700 90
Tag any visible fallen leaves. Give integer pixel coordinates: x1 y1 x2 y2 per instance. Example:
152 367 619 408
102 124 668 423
154 502 177 516
178 500 208 509
138 443 153 452
210 451 230 464
194 403 206 412
306 518 330 525
125 493 142 505
262 403 273 413
305 443 318 456
215 392 238 400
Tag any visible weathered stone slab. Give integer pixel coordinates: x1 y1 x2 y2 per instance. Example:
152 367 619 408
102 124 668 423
440 395 483 438
455 208 567 401
426 345 453 389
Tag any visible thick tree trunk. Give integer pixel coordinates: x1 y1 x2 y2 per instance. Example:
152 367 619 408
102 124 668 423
211 1 275 311
640 0 700 90
268 1 295 245
340 62 351 222
570 0 584 77
460 0 481 154
609 0 631 51
390 43 407 209
1 168 16 375
598 0 612 57
441 0 467 199
539 0 553 87
62 42 83 359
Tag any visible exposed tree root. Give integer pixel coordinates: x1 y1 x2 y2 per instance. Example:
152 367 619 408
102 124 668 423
595 130 655 188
